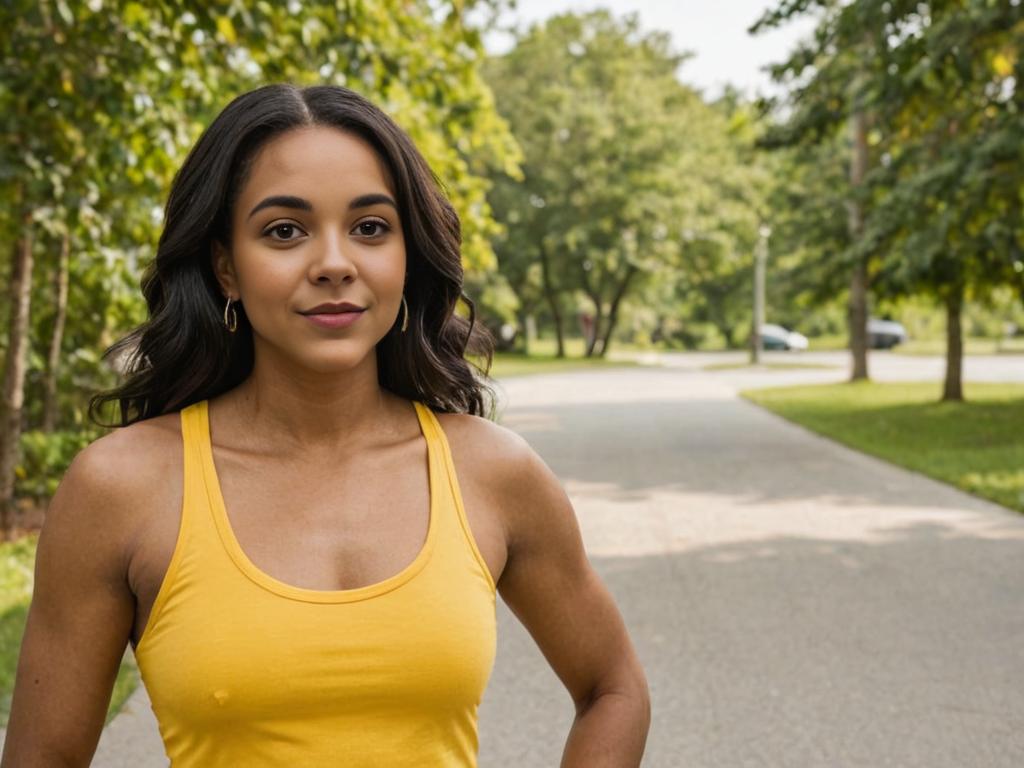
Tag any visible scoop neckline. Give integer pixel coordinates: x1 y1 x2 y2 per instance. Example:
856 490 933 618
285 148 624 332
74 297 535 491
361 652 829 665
197 398 438 604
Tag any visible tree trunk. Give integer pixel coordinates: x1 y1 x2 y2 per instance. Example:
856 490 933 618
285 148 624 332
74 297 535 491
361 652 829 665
42 230 70 433
1 212 35 541
942 285 964 402
584 299 603 358
549 299 566 358
516 310 530 355
719 324 736 349
751 232 767 364
538 244 565 358
847 105 870 381
597 265 639 358
848 256 870 380
536 244 569 360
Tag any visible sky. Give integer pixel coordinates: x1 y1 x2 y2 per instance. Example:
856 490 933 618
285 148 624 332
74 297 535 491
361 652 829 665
482 0 820 100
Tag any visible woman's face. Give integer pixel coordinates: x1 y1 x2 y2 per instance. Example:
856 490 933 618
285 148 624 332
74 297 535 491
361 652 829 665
214 125 406 374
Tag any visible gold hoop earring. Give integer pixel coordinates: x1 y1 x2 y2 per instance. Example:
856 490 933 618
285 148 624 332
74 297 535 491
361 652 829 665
400 294 409 333
223 296 238 333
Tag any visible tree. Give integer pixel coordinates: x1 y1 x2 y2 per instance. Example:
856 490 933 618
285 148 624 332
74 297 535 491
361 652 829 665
486 11 757 357
753 0 896 381
857 1 1024 400
675 94 774 352
0 0 519 538
755 0 1024 400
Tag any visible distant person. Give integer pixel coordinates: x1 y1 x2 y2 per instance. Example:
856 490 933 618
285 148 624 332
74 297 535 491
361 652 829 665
2 84 649 766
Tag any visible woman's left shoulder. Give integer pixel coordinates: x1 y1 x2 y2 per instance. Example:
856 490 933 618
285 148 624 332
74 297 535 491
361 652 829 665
433 410 537 478
433 410 564 515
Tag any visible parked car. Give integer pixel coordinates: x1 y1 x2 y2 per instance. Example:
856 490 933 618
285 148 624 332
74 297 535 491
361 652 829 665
868 318 908 349
759 323 809 351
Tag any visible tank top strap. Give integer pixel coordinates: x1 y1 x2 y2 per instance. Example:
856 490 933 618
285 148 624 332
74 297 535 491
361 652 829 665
180 399 215 525
171 399 223 556
134 401 210 657
412 402 497 597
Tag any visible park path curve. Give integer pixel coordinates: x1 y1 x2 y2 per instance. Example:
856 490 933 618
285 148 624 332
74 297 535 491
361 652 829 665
480 363 1024 767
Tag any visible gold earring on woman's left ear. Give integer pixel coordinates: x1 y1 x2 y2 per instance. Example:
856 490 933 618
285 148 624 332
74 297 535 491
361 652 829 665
400 294 409 333
223 296 238 333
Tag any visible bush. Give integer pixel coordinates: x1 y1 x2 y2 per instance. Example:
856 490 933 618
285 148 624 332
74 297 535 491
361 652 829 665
15 430 97 499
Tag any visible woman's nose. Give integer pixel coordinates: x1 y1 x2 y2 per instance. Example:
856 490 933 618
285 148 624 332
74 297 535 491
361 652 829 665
310 229 357 284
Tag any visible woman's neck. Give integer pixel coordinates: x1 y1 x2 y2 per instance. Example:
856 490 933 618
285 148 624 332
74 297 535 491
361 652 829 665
213 352 405 455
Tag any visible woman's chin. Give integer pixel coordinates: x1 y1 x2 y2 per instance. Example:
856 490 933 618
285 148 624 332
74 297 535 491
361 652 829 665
309 346 381 375
257 341 377 377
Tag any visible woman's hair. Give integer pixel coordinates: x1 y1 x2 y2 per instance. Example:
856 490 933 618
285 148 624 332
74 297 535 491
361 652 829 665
89 84 494 427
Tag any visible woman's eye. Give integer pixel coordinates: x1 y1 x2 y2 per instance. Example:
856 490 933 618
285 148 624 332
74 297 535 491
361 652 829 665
354 220 389 238
265 223 303 241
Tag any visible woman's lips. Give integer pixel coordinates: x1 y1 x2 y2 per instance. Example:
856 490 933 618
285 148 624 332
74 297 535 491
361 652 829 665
302 310 364 329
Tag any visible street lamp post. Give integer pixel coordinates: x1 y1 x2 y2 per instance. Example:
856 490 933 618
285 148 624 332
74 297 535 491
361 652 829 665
751 224 771 365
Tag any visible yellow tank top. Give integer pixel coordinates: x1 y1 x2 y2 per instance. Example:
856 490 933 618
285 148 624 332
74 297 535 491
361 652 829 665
134 399 497 767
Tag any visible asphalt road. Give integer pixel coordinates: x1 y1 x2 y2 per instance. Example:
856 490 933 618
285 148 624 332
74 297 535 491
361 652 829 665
657 349 1024 384
5 353 1023 767
480 359 1024 767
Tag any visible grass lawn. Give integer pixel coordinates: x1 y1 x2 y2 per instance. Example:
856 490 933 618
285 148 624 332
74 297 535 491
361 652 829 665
742 381 1024 514
476 337 651 379
483 351 642 379
1 533 140 728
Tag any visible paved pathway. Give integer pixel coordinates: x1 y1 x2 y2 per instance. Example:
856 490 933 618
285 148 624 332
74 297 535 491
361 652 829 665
4 354 1023 766
656 349 1024 384
479 361 1024 767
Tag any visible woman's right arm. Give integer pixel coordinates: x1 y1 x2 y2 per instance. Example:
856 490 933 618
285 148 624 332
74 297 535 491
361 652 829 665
1 439 138 767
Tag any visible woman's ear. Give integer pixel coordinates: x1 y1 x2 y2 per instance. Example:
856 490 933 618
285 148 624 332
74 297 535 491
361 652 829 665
212 240 239 298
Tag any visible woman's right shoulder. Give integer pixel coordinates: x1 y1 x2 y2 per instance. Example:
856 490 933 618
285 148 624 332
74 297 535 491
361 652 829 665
54 409 185 540
72 410 183 490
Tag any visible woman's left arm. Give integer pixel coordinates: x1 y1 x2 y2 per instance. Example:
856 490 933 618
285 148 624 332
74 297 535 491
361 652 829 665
493 432 651 767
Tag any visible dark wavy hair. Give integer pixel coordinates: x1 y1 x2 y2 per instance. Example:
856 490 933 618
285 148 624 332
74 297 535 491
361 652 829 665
89 84 495 427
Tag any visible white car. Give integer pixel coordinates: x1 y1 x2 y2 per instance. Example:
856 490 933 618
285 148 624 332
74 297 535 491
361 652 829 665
760 323 809 351
868 318 908 349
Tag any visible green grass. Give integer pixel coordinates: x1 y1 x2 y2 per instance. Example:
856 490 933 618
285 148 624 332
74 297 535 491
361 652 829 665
477 336 650 380
703 361 840 372
483 351 642 379
805 334 850 351
0 533 140 728
515 337 651 357
742 381 1024 514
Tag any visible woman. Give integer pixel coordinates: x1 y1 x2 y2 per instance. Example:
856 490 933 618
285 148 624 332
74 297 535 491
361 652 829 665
2 84 649 767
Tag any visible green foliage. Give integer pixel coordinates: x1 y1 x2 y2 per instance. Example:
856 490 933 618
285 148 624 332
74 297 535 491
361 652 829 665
0 533 37 723
0 603 30 722
1 0 519 457
756 0 1024 332
15 430 96 499
0 534 139 727
0 534 36 614
863 2 1024 305
105 655 140 726
484 11 767 354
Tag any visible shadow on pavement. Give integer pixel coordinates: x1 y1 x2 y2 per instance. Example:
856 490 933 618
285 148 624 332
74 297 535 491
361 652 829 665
501 397 1022 519
480 521 1024 767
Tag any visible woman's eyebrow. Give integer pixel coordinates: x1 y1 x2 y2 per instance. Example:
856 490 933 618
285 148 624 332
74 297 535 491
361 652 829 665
247 193 397 220
247 195 312 220
349 193 397 211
